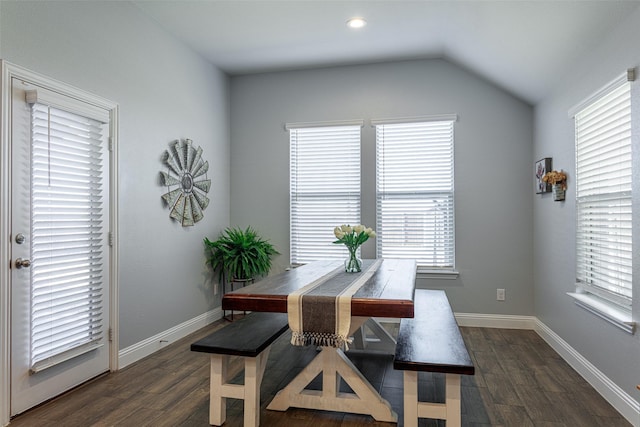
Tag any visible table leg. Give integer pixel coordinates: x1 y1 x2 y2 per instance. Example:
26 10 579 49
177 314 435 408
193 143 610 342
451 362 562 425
350 318 397 353
267 346 397 422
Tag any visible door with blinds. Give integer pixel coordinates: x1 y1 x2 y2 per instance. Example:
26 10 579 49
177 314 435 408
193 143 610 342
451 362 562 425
10 77 111 415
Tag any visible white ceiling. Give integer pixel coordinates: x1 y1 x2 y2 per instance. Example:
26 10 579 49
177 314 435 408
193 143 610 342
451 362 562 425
133 0 640 104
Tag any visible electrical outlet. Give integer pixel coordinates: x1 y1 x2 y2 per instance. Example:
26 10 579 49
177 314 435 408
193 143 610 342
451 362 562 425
497 288 505 301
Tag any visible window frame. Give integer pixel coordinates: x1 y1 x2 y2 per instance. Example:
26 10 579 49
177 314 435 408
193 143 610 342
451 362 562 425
567 69 636 333
288 120 364 266
373 115 457 274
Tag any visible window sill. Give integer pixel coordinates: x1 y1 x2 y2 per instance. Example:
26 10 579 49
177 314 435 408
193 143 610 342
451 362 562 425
416 268 459 280
567 292 635 334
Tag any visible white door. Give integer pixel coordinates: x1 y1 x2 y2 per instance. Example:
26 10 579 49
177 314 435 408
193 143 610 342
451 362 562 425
10 77 111 416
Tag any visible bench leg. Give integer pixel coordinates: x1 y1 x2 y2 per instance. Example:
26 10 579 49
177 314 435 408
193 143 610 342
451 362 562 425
445 373 461 427
403 371 462 427
243 347 271 427
210 354 229 426
403 371 419 427
208 349 272 427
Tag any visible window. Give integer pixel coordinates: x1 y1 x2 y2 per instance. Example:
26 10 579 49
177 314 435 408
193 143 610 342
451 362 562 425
374 117 456 270
574 74 633 312
289 122 362 265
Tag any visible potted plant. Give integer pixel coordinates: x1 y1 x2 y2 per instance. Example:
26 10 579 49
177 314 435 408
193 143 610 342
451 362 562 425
204 226 279 285
542 170 568 201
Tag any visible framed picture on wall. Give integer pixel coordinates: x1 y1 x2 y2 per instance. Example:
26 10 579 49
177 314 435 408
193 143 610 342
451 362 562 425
535 157 552 194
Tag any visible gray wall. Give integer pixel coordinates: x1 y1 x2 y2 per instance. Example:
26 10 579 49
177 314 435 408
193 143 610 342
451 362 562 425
0 1 231 349
3 0 638 413
230 59 534 315
533 6 640 403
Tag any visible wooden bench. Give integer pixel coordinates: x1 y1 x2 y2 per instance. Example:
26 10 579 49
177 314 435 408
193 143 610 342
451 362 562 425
394 289 475 427
191 312 289 427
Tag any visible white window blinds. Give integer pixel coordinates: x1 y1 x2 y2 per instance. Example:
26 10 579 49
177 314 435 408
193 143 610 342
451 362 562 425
289 124 361 265
575 81 633 307
29 101 107 372
375 118 455 269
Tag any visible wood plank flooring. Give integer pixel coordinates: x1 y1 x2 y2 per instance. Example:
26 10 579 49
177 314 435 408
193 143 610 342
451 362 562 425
9 319 632 427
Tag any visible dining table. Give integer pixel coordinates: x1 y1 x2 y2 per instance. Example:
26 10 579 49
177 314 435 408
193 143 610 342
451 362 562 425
221 258 417 422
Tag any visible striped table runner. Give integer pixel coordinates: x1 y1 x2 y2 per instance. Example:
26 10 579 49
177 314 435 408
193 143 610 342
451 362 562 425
288 259 383 349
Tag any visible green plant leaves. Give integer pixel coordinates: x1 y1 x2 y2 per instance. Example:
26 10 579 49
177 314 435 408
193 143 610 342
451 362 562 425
204 226 279 283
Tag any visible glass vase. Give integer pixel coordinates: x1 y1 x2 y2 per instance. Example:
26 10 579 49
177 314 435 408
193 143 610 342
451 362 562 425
344 247 362 273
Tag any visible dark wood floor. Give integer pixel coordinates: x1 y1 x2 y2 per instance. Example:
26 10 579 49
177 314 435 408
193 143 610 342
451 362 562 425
10 319 632 427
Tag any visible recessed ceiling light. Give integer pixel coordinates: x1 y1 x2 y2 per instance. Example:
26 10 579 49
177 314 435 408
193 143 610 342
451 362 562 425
347 17 367 29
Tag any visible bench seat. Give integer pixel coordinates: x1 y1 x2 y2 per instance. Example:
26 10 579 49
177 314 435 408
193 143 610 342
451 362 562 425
191 312 289 427
394 289 474 427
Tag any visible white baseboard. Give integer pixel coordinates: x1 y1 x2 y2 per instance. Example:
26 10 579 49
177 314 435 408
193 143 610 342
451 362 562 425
534 319 640 426
118 307 222 369
453 312 639 427
454 312 537 329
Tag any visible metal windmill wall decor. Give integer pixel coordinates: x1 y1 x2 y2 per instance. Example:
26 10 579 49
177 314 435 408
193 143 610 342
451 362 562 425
160 138 210 226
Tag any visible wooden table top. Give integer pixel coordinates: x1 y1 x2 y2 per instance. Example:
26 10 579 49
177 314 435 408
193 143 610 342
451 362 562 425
222 258 416 318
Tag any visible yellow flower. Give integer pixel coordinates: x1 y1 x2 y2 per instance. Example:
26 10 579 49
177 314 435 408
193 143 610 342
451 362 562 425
542 170 568 189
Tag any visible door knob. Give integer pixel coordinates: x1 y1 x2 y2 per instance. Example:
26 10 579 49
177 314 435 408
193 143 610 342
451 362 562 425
15 258 31 269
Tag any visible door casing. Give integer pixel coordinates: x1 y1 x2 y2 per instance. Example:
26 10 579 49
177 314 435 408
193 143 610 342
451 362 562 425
0 60 120 426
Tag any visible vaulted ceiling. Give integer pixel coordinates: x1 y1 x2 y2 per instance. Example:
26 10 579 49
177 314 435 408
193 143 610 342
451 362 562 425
133 0 640 104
